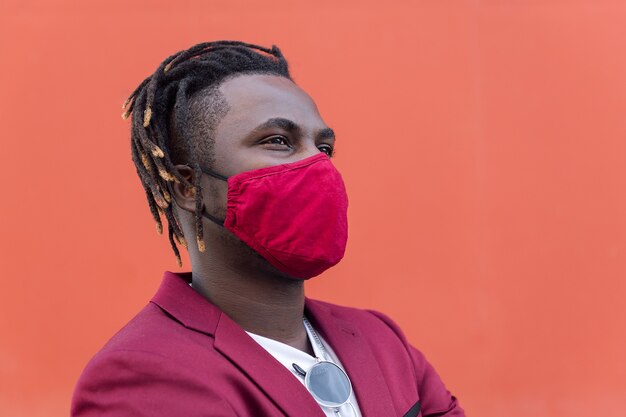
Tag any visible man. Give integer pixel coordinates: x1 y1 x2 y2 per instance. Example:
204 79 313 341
72 41 465 417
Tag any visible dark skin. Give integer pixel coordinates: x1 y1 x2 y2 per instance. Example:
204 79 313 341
171 74 336 355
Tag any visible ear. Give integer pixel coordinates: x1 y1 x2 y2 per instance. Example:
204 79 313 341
171 165 198 213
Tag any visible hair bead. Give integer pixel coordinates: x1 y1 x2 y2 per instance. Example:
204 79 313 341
143 107 152 127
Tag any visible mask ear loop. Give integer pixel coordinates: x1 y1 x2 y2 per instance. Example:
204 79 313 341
201 167 229 182
199 166 229 226
201 209 225 226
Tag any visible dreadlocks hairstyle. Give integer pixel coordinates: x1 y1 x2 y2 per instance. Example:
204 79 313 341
122 41 291 266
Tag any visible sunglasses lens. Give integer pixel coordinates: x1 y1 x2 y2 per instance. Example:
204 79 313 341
305 361 352 408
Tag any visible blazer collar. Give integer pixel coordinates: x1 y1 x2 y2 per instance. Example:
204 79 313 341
151 272 396 417
150 271 221 336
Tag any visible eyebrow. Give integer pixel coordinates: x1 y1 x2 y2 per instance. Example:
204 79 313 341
252 117 335 140
252 118 300 134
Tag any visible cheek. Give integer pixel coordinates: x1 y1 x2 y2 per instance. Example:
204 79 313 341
214 143 286 176
201 177 228 215
210 140 263 177
210 139 237 173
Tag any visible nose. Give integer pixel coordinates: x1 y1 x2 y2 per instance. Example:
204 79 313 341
300 147 322 160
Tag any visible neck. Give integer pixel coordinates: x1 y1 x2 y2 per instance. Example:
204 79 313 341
190 262 313 355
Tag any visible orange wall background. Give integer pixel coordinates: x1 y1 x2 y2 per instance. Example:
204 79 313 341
1 1 625 416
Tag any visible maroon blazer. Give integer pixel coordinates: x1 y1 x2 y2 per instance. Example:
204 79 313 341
72 272 464 417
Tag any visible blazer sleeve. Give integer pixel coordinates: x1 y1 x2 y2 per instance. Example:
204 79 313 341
367 310 466 417
71 349 238 417
409 346 465 416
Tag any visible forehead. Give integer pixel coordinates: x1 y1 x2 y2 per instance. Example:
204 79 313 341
215 74 326 132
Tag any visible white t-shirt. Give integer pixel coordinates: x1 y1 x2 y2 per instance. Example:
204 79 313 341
247 322 363 417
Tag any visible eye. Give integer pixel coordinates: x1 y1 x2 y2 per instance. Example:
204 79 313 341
261 135 292 150
317 144 334 157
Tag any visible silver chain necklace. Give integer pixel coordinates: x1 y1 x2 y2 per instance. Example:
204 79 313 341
303 317 330 361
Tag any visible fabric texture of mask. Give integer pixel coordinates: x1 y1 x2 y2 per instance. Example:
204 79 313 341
206 153 348 280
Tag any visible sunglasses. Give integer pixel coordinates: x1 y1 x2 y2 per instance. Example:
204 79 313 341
293 318 358 416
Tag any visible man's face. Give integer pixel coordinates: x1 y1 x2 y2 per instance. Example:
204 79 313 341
199 74 335 214
208 74 335 176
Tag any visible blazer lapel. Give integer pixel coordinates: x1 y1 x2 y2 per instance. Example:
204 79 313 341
214 312 326 417
306 299 397 417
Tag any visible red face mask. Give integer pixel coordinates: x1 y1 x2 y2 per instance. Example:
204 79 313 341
201 153 348 279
